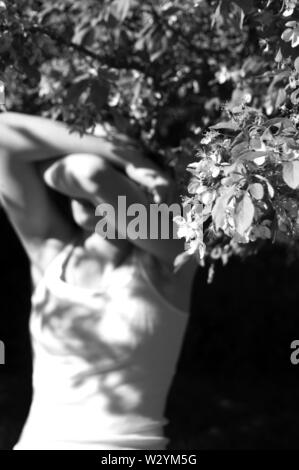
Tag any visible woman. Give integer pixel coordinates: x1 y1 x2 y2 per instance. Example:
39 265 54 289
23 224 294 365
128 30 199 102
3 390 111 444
0 112 196 450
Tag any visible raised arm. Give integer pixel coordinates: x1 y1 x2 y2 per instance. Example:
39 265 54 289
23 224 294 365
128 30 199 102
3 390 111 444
0 112 169 200
0 114 182 268
0 122 76 273
41 153 185 266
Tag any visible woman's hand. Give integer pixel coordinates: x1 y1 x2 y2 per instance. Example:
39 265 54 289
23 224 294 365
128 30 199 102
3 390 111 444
94 126 171 202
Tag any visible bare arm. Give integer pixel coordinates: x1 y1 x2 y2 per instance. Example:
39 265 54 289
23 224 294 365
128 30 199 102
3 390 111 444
41 154 185 266
0 149 75 273
0 112 169 199
0 114 178 267
0 112 136 165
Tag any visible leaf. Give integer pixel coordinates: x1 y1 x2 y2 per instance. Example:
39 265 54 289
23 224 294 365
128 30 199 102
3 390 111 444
290 88 299 104
201 190 215 205
210 121 239 131
239 150 268 164
222 174 243 186
275 88 287 108
188 177 201 194
292 31 299 48
285 21 297 28
255 175 275 198
150 48 166 62
238 7 245 29
282 161 299 189
0 1 7 13
231 142 248 160
269 71 289 86
234 192 255 236
112 0 133 22
281 28 293 42
266 181 275 198
212 187 235 231
249 183 264 200
65 79 89 105
265 117 294 132
275 48 283 62
174 251 192 272
89 78 110 110
295 57 299 72
283 8 295 17
211 1 224 28
41 8 62 26
73 25 95 47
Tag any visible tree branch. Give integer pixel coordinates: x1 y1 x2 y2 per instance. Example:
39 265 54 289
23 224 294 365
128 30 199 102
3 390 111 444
28 25 153 76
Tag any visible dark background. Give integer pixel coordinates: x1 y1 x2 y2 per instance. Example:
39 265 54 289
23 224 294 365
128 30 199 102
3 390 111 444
1 208 299 450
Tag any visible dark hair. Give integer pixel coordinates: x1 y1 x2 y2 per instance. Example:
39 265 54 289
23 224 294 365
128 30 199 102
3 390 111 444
46 186 75 226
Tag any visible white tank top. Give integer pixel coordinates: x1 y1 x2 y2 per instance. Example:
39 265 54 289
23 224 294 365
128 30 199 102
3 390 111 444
15 244 189 450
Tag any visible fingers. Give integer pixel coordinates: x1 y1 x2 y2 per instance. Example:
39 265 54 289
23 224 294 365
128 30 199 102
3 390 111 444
104 130 171 198
125 163 171 203
125 165 170 187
